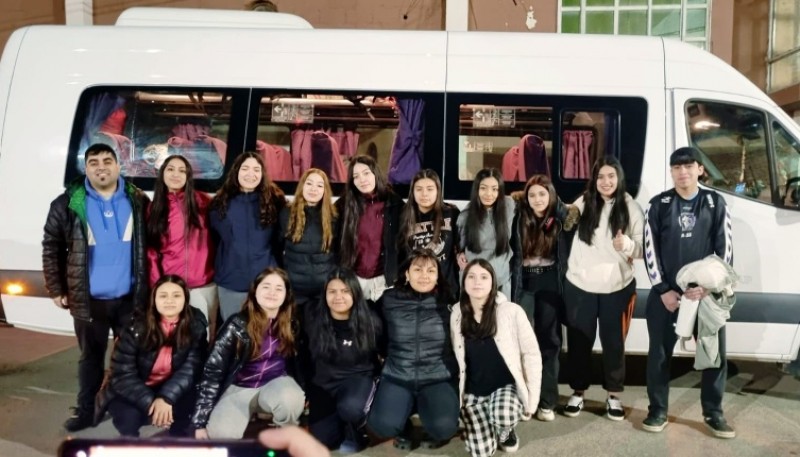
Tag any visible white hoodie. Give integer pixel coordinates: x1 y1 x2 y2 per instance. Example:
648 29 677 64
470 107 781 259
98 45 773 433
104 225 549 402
566 193 644 294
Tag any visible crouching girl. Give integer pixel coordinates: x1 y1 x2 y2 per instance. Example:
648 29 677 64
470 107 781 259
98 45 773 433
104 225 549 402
98 275 208 437
191 267 305 438
451 260 542 457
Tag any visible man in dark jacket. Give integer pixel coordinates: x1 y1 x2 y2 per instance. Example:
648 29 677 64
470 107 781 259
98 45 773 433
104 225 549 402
642 147 734 438
42 143 149 432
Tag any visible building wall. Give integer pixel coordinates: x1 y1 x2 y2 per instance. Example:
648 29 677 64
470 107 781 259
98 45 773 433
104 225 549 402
1 1 64 57
731 0 770 92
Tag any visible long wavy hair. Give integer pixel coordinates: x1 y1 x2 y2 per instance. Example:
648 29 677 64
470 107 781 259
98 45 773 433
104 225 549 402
339 155 392 269
577 156 630 245
465 168 510 256
393 248 452 303
287 168 336 252
398 169 446 253
519 174 558 258
459 259 499 340
210 151 285 226
242 268 296 359
147 155 203 250
306 267 380 360
142 275 195 351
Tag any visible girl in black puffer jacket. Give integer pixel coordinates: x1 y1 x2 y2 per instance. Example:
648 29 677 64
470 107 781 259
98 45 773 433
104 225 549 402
97 275 208 437
367 248 459 451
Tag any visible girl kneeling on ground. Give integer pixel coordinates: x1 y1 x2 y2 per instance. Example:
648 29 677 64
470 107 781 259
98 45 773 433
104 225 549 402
451 259 542 457
191 267 305 438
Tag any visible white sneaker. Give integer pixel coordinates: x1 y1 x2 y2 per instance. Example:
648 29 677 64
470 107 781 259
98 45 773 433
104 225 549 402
563 394 584 417
536 408 555 422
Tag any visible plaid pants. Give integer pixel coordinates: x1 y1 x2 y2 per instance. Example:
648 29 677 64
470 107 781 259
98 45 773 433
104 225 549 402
461 384 524 457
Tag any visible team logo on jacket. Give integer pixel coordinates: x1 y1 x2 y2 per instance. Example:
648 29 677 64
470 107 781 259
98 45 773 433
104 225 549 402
679 212 696 237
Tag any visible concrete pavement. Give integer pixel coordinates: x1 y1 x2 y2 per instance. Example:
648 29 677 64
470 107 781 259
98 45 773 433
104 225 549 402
0 326 798 456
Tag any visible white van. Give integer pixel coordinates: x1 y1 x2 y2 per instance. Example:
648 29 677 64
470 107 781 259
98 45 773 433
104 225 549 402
0 8 798 363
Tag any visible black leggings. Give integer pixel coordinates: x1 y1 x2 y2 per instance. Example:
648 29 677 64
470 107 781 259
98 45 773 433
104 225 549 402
307 376 375 450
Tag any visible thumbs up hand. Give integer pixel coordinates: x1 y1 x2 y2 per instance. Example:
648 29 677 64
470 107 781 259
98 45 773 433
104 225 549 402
613 229 625 251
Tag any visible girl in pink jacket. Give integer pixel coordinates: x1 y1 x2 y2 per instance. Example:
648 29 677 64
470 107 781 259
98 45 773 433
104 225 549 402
146 155 217 338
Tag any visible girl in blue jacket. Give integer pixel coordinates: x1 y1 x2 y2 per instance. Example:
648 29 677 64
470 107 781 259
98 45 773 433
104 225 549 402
210 152 286 321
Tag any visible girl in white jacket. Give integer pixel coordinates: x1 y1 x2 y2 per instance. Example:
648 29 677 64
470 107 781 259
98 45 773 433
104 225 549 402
451 259 542 457
562 156 644 421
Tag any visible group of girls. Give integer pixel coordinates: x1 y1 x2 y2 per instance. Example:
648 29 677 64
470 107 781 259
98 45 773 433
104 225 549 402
94 147 643 457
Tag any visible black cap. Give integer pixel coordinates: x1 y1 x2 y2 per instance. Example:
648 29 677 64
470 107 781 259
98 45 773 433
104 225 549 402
670 147 702 166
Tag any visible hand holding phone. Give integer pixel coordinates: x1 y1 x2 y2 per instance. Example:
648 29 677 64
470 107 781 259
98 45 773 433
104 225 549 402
59 438 290 457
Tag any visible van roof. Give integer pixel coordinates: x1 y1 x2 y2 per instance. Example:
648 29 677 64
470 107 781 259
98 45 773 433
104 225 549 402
115 7 313 29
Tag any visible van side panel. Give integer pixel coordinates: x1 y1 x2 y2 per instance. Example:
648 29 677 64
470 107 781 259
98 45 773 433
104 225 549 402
0 28 28 151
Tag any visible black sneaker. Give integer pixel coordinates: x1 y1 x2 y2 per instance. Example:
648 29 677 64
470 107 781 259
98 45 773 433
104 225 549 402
499 429 519 453
563 394 584 418
392 435 413 450
63 408 93 432
704 416 736 439
606 397 625 421
420 438 449 449
641 414 668 433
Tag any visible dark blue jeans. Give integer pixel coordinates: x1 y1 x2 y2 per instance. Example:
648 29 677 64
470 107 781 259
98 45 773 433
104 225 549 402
367 378 459 442
645 289 727 419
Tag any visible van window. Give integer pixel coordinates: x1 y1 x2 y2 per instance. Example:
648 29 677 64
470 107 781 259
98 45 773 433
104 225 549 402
685 100 773 204
561 110 619 180
73 89 234 180
254 93 428 186
772 121 800 208
457 104 555 182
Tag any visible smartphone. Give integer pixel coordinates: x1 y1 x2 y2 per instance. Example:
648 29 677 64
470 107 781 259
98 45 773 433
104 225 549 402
58 438 289 457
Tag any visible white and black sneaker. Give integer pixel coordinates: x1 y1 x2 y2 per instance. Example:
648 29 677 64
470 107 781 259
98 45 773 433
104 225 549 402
606 396 625 421
563 394 584 418
499 429 519 453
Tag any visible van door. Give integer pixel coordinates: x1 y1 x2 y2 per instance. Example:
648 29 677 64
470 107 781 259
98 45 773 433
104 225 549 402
671 89 800 362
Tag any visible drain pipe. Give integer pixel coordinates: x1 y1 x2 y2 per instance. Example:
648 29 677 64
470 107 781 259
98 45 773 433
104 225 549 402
65 0 93 25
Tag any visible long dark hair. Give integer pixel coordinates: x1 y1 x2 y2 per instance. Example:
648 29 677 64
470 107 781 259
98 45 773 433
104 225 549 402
142 275 195 351
241 268 296 358
147 155 202 250
393 248 452 303
306 267 379 360
210 151 285 226
577 156 630 245
459 259 499 340
399 169 447 252
519 175 558 258
465 168 510 256
339 155 391 269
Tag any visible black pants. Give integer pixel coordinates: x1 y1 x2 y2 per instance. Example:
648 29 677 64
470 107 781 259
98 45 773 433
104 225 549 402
645 289 727 418
367 378 459 442
107 387 195 437
564 279 635 393
73 295 133 415
517 268 563 410
307 376 374 450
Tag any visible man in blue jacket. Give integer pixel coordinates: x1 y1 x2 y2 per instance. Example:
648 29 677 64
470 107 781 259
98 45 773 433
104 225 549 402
42 143 149 432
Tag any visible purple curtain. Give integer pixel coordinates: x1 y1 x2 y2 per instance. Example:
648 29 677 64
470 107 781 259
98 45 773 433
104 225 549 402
388 99 425 185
